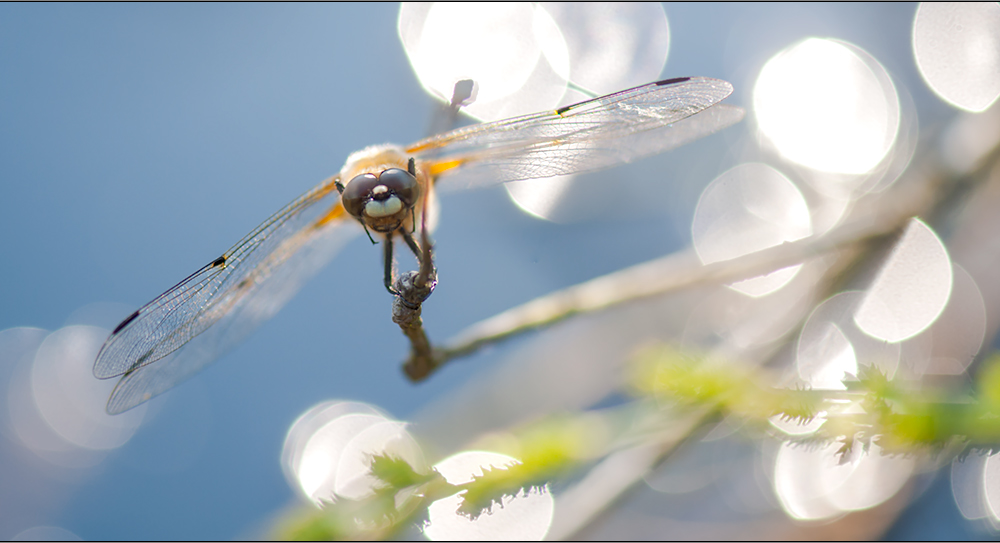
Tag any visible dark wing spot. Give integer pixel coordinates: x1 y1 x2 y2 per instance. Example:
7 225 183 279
112 310 141 335
555 76 693 116
655 76 691 87
211 255 227 267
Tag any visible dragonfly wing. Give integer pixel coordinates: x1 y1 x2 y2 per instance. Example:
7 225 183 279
406 77 743 189
436 105 745 190
94 177 359 413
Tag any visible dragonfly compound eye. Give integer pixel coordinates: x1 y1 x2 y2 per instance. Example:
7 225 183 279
341 172 379 220
377 168 418 209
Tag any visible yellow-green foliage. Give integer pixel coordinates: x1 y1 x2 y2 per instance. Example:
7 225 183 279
273 345 1000 540
630 345 820 423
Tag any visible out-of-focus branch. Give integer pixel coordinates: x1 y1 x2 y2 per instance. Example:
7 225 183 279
398 106 1000 540
548 408 711 540
415 163 938 377
409 105 1000 381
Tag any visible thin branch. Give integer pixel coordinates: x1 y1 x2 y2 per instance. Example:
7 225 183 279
412 169 938 378
549 409 712 540
403 96 1000 382
393 269 437 381
444 117 1000 538
395 79 474 379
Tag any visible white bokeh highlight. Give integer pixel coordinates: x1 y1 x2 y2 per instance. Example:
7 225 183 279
773 441 914 521
30 326 145 450
534 2 669 98
769 412 826 437
692 163 813 297
505 175 576 223
754 38 900 175
281 401 390 504
952 453 990 522
984 452 1000 526
502 3 670 222
334 420 427 501
902 264 986 376
423 451 554 541
4 325 145 469
398 3 672 223
797 322 857 391
398 3 569 122
399 2 669 125
854 218 953 343
913 2 1000 112
797 292 901 388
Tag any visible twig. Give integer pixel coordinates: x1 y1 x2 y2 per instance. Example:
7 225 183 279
392 270 437 380
441 116 1000 538
411 170 937 378
549 408 712 540
395 79 474 379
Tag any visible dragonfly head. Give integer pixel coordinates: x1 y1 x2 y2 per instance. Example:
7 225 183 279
340 166 419 233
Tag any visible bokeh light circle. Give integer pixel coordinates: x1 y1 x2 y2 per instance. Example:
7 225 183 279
505 174 576 223
951 453 990 522
754 38 900 175
423 450 554 541
854 218 952 343
692 163 812 297
913 2 1000 112
983 452 1000 525
486 3 670 222
398 2 568 122
10 526 82 541
29 326 145 451
400 2 670 126
536 2 669 97
773 441 914 521
903 264 985 376
334 419 427 501
281 401 389 504
797 292 901 388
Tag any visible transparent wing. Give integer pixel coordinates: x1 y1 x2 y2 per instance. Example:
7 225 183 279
94 77 741 413
94 177 359 414
406 77 744 190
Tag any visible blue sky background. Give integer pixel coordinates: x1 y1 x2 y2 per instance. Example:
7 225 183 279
0 3 983 540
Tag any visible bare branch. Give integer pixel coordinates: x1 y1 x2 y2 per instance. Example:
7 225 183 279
420 168 939 376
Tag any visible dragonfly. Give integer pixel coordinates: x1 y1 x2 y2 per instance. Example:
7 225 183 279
93 76 744 414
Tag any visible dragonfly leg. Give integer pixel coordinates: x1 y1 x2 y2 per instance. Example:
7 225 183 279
383 233 398 295
401 224 436 291
362 222 377 245
401 227 422 258
393 227 436 311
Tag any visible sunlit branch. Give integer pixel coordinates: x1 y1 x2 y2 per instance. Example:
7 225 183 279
415 166 940 378
408 135 1000 536
549 408 712 540
413 120 1000 379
